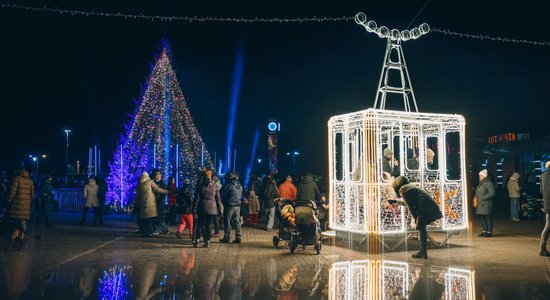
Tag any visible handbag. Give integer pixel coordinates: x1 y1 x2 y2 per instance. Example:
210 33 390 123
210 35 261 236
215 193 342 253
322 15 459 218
473 196 478 208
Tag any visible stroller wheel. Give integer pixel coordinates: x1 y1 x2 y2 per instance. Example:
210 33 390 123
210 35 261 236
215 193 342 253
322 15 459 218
315 241 322 254
273 236 280 248
289 241 297 254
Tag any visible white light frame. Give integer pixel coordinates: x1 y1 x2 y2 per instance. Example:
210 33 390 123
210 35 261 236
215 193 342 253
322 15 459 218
328 108 468 234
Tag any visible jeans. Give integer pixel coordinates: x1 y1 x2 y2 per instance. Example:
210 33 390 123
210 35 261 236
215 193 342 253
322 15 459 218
482 215 493 233
510 198 520 220
223 206 242 240
266 207 275 230
154 205 169 233
541 213 550 249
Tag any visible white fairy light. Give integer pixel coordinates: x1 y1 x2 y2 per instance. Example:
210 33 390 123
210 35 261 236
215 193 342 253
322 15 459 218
328 109 468 234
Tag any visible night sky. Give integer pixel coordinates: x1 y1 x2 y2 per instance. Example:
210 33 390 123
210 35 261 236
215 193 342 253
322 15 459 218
1 0 549 178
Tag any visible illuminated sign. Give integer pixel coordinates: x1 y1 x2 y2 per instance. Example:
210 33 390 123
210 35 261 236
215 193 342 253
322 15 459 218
487 132 529 144
268 121 280 132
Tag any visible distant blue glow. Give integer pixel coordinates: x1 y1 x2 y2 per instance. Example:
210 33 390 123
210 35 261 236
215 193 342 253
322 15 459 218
224 45 244 173
245 129 260 187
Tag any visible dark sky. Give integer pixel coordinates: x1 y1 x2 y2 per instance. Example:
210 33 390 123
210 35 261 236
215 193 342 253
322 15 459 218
1 0 549 178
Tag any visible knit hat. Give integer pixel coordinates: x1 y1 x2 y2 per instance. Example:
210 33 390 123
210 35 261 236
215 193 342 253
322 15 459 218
286 175 292 181
383 148 393 157
392 176 409 195
479 169 488 177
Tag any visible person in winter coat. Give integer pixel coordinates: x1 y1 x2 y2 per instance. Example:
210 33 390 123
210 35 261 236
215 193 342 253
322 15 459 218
176 179 195 240
39 174 54 228
278 175 297 201
507 172 521 221
211 171 223 237
475 169 496 237
382 148 400 178
220 172 244 243
391 176 443 259
245 190 260 226
6 169 34 240
96 175 108 226
297 172 321 203
263 177 279 231
151 169 170 234
135 171 169 237
194 170 223 248
167 177 178 226
539 161 550 256
79 177 100 226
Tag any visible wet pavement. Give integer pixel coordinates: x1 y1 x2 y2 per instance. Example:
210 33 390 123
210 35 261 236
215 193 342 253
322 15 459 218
1 208 549 299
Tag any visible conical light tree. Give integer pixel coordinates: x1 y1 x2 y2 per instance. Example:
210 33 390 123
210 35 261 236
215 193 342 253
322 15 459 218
107 47 212 206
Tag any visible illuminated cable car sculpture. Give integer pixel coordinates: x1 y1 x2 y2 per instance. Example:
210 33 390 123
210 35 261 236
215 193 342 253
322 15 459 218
328 13 467 237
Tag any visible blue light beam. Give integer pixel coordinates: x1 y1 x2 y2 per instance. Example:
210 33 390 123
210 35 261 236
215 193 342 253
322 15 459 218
225 46 244 173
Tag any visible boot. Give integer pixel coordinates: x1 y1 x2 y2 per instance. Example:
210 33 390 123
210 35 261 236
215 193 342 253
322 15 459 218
540 246 550 257
412 251 428 259
192 240 198 248
203 241 210 248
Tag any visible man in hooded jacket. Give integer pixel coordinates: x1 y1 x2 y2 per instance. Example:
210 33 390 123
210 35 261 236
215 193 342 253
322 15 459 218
220 172 244 243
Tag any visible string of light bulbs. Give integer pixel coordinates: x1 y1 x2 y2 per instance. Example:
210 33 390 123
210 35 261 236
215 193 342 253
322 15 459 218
1 3 549 46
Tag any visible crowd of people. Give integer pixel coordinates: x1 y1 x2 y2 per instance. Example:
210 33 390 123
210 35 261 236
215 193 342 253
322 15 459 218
131 167 328 248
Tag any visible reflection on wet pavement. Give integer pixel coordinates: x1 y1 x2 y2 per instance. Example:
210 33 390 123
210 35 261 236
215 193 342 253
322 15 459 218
330 260 474 299
3 250 477 299
2 213 550 299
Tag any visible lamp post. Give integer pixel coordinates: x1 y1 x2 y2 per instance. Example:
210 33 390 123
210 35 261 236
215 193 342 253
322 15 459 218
29 154 46 182
64 129 71 173
286 151 300 166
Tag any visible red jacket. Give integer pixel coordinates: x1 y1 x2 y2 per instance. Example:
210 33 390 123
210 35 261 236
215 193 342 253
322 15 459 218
168 182 178 206
278 181 297 201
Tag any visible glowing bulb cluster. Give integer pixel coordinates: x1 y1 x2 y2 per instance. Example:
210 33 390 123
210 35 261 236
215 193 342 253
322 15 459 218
354 12 430 41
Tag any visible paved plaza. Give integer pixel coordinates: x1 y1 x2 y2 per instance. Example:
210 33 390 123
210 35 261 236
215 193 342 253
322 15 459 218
1 206 549 299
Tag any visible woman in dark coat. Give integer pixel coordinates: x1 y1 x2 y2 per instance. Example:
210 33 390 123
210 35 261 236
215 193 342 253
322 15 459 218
194 170 223 248
391 176 443 259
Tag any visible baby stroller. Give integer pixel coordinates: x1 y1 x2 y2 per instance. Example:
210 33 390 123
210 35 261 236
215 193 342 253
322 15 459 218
272 198 295 249
280 199 323 254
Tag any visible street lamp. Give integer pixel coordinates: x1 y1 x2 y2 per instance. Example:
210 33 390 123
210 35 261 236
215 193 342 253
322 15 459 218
286 151 300 165
29 154 46 181
64 129 71 173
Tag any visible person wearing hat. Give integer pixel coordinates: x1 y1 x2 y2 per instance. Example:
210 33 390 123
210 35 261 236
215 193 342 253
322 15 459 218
278 175 297 201
539 161 550 256
382 148 400 178
175 178 195 240
390 176 442 259
135 171 169 237
475 169 496 237
507 172 521 222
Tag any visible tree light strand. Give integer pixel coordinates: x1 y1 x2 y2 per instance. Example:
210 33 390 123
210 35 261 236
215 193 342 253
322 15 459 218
1 4 549 46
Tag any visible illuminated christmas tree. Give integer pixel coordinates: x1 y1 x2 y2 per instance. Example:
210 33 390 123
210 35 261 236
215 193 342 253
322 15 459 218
107 46 212 206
